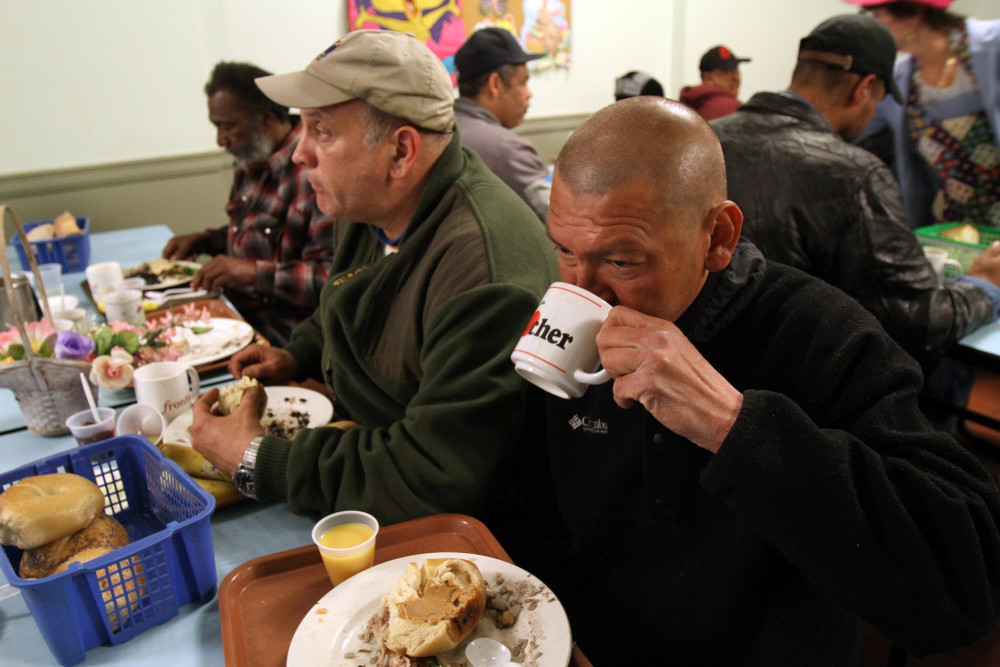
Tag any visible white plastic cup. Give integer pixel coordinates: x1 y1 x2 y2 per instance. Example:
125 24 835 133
104 289 145 326
52 307 88 333
65 407 116 446
923 246 963 280
311 510 379 587
86 261 124 300
116 404 167 445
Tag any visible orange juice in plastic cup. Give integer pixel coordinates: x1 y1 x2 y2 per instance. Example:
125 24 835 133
311 510 379 587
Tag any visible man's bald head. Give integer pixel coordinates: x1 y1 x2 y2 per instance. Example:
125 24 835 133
555 97 728 220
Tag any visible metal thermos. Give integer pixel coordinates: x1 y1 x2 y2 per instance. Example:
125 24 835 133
0 273 41 329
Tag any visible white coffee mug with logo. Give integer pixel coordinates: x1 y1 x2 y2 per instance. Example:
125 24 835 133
132 361 200 423
510 282 613 399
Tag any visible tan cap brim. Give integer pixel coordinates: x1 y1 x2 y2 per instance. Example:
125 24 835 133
255 70 355 110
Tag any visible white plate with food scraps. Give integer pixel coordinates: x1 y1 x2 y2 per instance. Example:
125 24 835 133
162 385 334 446
125 259 201 290
286 552 572 667
171 317 255 368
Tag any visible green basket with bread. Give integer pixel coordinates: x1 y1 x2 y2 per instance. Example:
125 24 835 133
915 223 1000 274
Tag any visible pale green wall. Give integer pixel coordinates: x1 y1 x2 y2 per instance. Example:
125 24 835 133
1 0 996 235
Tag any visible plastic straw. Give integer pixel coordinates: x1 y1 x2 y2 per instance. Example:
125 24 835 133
80 372 100 422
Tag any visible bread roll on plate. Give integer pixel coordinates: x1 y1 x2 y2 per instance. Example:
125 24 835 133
385 558 487 657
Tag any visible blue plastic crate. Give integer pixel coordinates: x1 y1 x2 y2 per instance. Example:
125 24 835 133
0 436 216 665
11 217 91 273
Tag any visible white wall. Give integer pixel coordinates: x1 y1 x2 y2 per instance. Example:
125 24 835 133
2 0 996 176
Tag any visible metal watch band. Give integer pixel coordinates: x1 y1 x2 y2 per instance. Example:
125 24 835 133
234 436 263 500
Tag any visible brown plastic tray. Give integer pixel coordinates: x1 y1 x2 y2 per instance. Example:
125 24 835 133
218 513 591 667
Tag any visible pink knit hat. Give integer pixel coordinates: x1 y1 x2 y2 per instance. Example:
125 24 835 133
843 0 954 9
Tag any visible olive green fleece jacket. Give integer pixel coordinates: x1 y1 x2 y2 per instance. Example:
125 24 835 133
253 134 558 523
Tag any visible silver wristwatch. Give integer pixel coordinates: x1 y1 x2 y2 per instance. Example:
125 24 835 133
233 436 263 500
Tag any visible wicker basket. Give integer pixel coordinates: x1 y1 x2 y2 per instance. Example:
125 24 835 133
0 204 96 436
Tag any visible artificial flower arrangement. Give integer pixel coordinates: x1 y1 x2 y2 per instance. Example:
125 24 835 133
0 304 213 391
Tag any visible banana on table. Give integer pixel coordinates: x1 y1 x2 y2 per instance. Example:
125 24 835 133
159 443 238 500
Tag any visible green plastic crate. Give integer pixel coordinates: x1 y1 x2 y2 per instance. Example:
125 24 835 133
916 222 1000 275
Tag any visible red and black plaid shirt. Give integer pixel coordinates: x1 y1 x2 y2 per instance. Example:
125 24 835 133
207 121 335 341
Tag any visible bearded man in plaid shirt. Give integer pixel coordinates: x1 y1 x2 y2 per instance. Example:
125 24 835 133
163 62 335 345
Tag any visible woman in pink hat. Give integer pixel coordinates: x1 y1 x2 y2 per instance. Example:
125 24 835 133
846 1 1000 229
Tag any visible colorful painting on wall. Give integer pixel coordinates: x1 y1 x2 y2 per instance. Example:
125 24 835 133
462 0 571 72
348 0 467 78
347 0 572 78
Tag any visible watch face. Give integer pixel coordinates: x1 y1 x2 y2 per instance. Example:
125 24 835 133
234 467 255 498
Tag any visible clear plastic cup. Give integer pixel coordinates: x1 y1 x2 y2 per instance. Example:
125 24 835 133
36 263 62 296
311 510 379 587
65 407 116 446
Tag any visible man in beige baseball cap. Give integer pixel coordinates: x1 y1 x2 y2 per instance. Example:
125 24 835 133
190 30 558 531
255 29 455 133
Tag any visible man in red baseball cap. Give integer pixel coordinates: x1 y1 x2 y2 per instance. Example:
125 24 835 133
679 45 752 121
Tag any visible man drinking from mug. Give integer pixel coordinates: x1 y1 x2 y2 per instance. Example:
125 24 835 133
509 96 1000 665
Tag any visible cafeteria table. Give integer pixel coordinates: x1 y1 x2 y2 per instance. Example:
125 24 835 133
0 223 282 665
1 225 587 665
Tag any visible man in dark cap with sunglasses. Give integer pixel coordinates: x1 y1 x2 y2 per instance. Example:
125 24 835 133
453 27 550 222
712 13 1000 431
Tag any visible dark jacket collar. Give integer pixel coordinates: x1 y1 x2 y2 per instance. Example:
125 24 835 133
676 238 767 344
739 91 835 135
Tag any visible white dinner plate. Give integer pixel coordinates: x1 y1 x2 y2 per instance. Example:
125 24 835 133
286 552 572 667
162 385 334 446
173 317 254 367
126 260 201 290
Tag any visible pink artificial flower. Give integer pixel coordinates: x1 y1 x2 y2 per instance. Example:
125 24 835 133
89 347 135 391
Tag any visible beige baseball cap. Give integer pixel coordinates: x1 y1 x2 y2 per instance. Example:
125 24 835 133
255 30 455 132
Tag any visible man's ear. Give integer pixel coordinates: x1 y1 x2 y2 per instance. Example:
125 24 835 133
704 200 743 272
484 71 505 99
852 73 880 108
387 125 422 179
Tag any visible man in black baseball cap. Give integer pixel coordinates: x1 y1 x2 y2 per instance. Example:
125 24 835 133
453 28 550 222
711 12 1000 437
679 45 751 121
798 13 904 103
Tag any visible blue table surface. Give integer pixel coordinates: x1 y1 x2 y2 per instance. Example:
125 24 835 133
0 226 316 666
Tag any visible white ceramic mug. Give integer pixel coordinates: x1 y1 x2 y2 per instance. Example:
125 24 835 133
133 361 200 423
510 282 612 399
86 261 125 300
923 246 963 279
104 289 145 326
